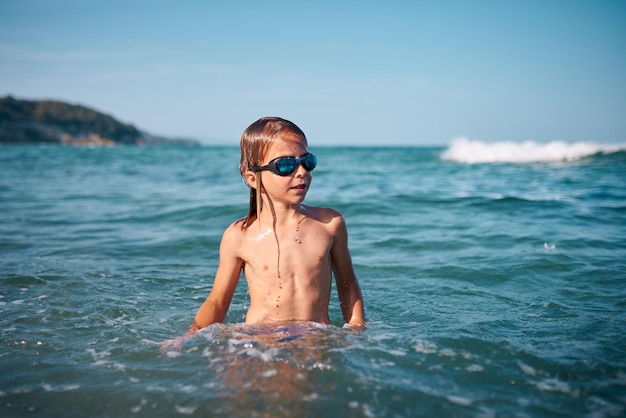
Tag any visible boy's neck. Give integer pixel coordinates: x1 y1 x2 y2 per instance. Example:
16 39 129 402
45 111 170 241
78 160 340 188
260 202 306 226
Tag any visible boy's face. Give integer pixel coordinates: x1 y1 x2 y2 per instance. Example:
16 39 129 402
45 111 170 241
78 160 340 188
256 133 312 206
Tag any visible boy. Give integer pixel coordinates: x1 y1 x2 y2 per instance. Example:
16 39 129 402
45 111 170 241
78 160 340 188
165 117 364 349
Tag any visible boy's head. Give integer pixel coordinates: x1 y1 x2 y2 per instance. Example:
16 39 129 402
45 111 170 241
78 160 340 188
239 117 309 227
239 117 307 176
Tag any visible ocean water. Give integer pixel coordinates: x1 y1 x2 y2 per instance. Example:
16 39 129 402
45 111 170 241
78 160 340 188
1 142 625 417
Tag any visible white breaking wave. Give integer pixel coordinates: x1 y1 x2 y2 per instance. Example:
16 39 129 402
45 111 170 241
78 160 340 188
441 137 626 163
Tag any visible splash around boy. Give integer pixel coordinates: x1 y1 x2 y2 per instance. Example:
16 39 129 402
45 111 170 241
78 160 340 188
164 117 364 349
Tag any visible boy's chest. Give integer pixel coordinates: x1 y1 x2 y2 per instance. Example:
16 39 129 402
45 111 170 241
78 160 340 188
239 225 333 270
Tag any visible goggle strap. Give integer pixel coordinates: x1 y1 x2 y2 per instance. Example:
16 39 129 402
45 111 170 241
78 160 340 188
256 173 262 225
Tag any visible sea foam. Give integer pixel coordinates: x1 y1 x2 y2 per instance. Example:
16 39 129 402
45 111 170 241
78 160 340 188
441 137 626 163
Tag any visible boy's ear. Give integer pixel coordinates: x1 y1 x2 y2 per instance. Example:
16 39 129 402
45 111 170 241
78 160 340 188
243 170 257 189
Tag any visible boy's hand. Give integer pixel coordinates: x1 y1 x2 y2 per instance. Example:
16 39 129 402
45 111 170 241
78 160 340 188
159 333 192 356
345 321 365 332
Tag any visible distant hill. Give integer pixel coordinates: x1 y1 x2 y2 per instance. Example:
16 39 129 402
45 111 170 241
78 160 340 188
0 96 199 146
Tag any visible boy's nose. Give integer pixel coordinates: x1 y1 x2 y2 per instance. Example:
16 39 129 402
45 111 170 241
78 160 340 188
294 161 308 176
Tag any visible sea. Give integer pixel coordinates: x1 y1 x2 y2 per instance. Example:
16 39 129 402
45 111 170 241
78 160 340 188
1 139 625 417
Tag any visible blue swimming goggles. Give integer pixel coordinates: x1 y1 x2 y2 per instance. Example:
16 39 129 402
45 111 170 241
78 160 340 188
253 153 317 176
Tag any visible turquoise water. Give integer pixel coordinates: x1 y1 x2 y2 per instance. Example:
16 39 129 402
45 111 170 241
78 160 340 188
1 144 625 417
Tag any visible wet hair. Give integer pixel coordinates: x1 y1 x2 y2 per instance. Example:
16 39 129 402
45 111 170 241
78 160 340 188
239 117 307 228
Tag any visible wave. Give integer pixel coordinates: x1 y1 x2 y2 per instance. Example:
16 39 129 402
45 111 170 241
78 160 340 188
441 137 626 163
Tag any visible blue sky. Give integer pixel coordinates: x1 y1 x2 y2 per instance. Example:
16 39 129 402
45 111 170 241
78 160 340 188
1 0 624 146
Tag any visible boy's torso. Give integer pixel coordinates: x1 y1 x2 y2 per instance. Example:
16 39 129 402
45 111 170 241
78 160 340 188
237 206 339 323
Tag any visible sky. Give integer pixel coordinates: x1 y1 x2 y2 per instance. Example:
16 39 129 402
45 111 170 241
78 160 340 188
1 0 624 146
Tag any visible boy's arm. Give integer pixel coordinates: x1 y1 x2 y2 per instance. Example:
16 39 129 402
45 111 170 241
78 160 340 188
331 215 365 330
161 224 243 353
191 223 244 331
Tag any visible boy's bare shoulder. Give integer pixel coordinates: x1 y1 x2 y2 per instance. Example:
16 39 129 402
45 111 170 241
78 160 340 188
221 218 248 244
304 205 345 227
